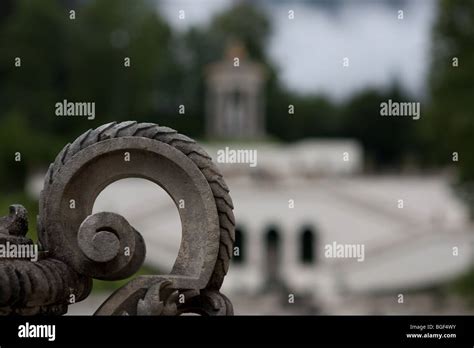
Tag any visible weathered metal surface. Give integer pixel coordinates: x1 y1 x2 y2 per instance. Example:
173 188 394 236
0 122 235 315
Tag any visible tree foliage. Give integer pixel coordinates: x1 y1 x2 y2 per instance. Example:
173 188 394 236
426 0 474 181
0 1 444 193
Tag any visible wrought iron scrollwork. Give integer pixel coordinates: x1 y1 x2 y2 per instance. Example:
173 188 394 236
0 122 235 315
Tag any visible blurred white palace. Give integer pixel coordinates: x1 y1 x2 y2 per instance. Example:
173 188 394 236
29 44 474 315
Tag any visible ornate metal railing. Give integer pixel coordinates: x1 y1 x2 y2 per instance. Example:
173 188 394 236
0 122 235 315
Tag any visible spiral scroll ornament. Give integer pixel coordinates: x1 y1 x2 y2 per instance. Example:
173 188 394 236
0 122 235 315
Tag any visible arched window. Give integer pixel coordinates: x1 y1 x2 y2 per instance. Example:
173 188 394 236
300 227 315 264
233 226 245 264
265 226 281 283
266 228 280 249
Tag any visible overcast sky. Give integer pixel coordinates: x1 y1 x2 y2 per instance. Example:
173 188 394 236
156 0 437 101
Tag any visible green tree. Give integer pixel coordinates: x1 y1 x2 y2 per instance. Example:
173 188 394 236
266 90 340 141
425 0 474 217
0 0 185 193
341 84 421 169
426 0 474 180
64 0 182 133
